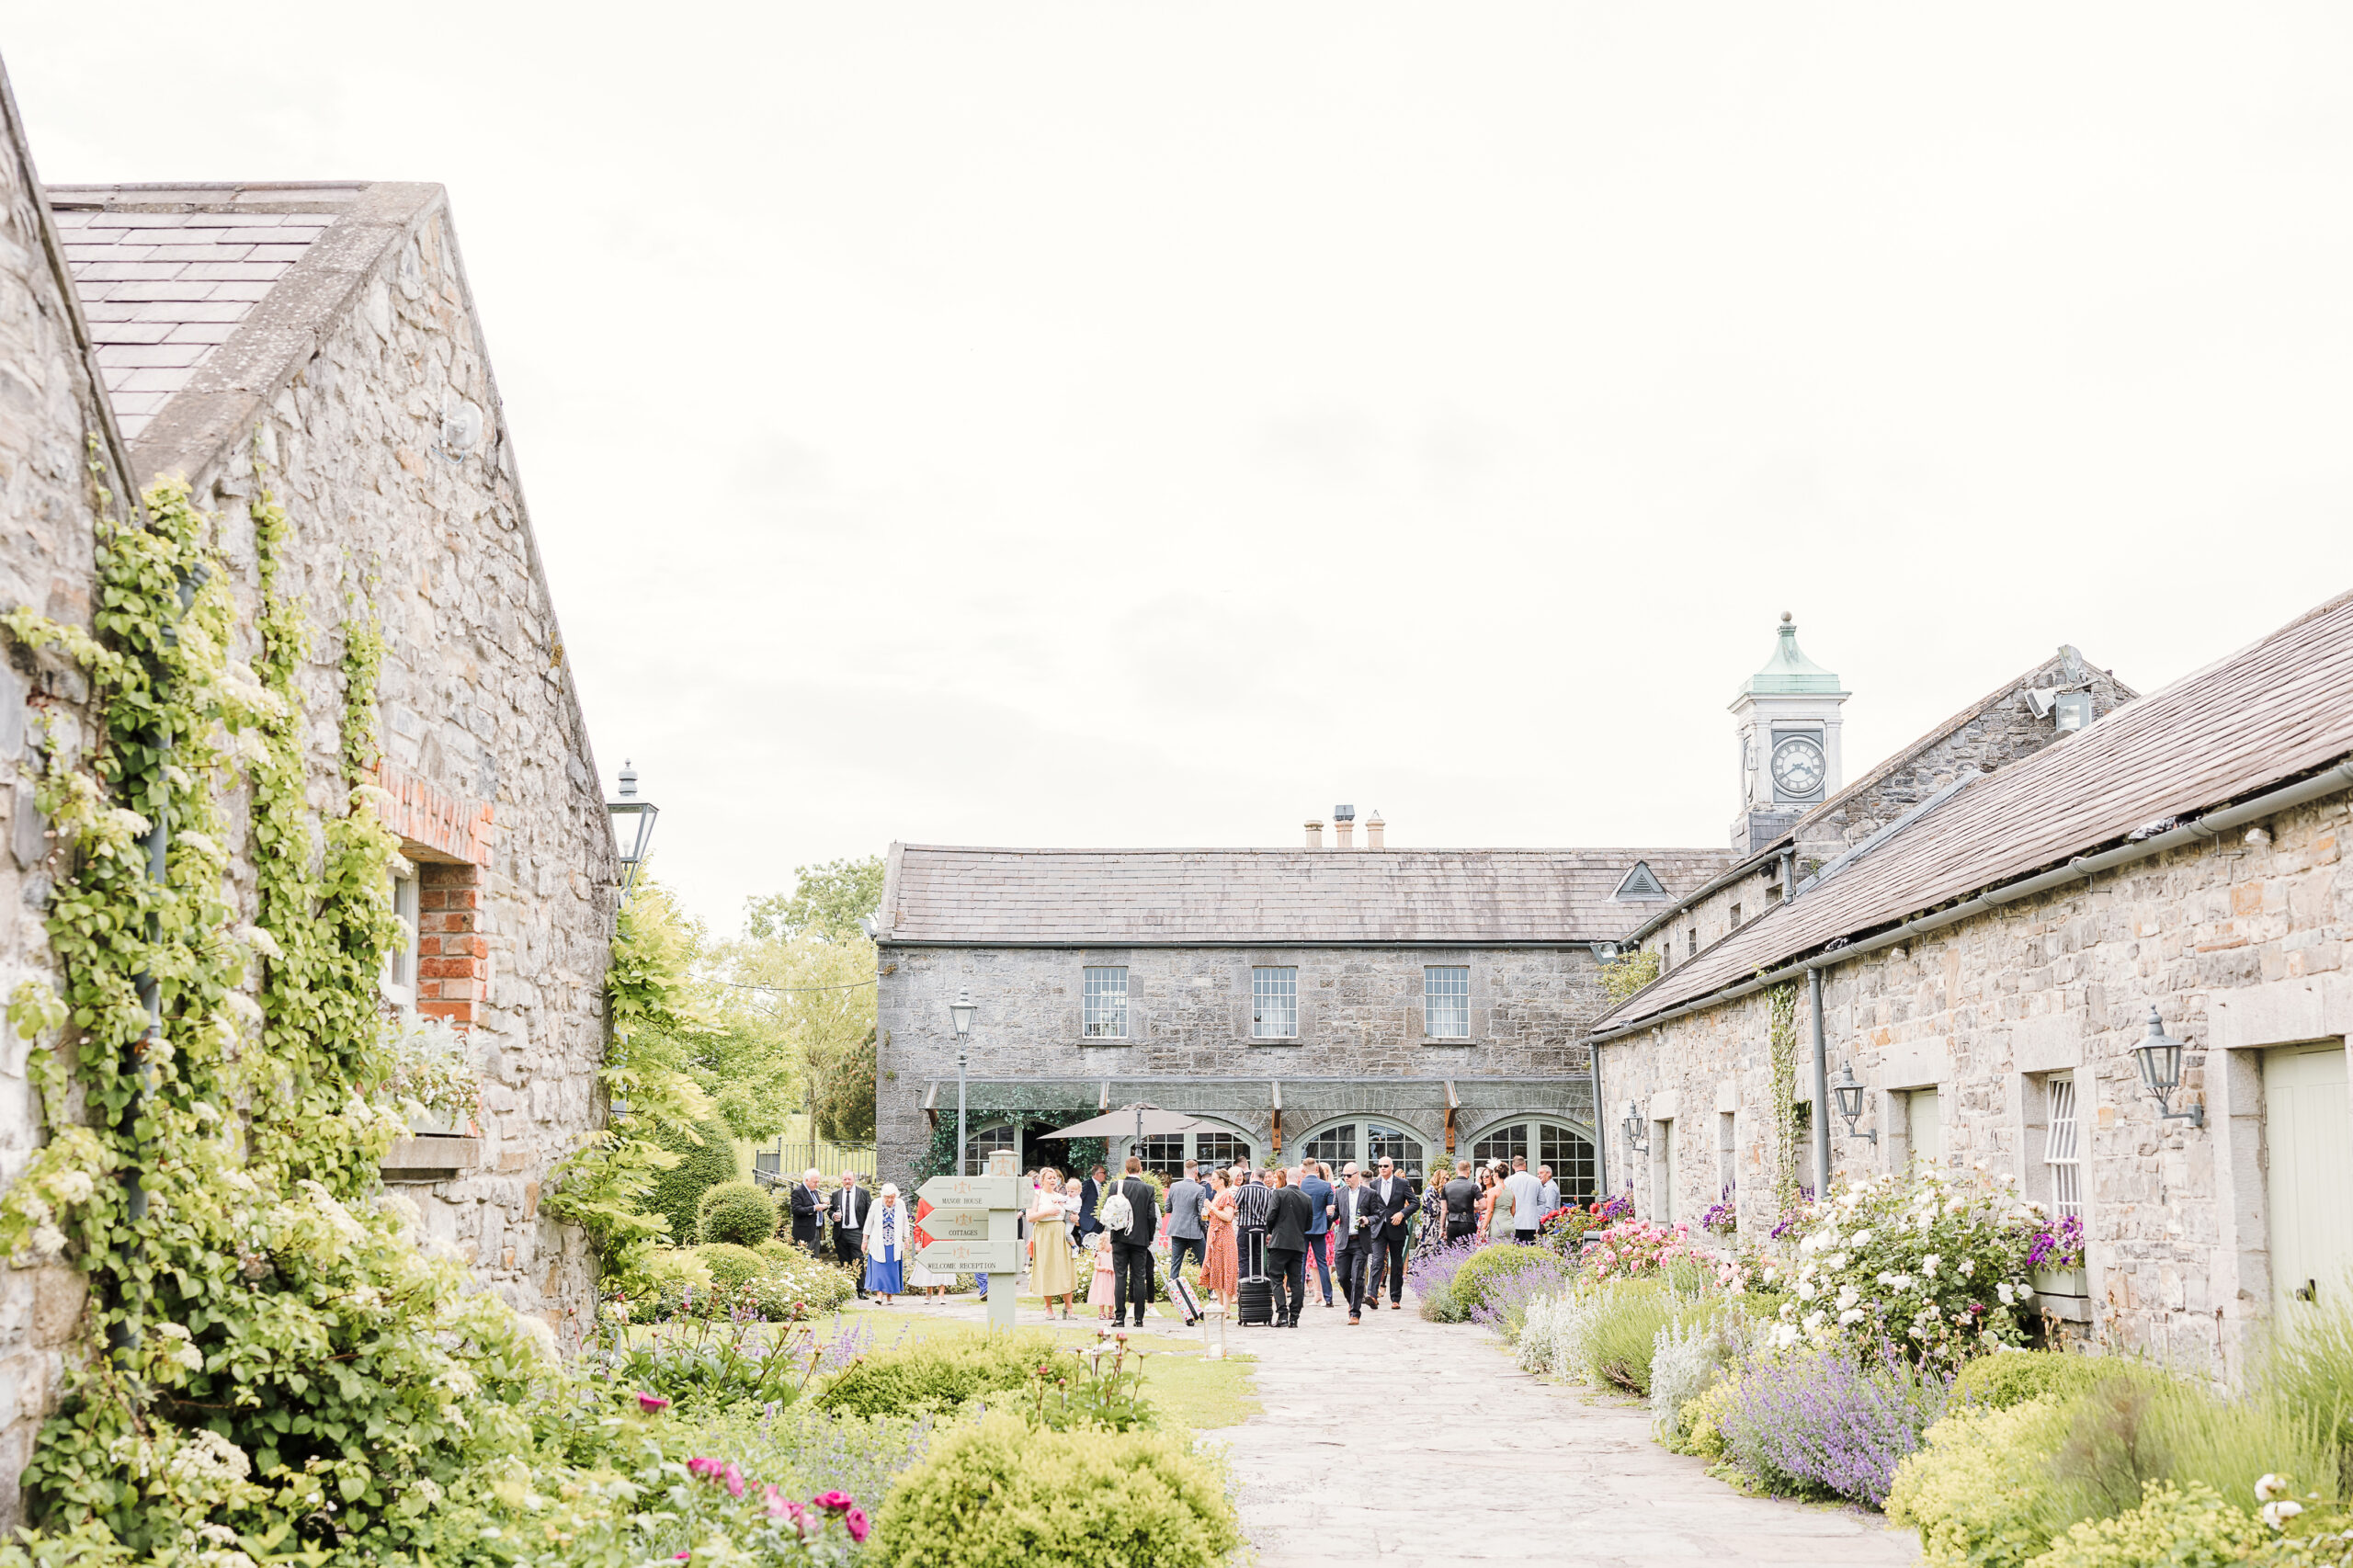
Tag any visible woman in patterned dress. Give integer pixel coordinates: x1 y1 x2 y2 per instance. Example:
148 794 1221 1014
863 1183 906 1303
1199 1170 1240 1312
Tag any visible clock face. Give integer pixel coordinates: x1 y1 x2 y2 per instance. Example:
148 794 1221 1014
1771 735 1827 799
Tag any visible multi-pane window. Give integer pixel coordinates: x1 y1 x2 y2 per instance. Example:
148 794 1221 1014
962 1122 1016 1172
1083 966 1129 1039
1136 1134 1185 1178
2044 1074 2082 1221
1194 1131 1249 1172
1302 1125 1354 1170
1251 966 1297 1039
1425 966 1470 1039
1301 1121 1426 1178
1137 1130 1253 1180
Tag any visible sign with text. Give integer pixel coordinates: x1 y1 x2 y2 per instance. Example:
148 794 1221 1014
915 1174 1017 1210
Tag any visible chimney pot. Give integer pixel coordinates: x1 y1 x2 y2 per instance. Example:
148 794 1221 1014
1303 820 1324 849
1365 810 1384 849
1334 816 1353 849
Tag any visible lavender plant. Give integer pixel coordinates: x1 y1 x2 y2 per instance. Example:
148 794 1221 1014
1717 1341 1951 1506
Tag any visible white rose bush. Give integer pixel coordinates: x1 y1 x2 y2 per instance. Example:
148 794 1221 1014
1779 1165 2043 1363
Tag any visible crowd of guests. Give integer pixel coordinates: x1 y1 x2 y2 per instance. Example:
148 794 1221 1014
774 1150 1571 1316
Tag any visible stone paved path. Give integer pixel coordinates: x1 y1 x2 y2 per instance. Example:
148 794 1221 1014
1211 1290 1921 1568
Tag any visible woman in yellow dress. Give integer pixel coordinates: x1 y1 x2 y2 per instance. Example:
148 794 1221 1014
1027 1165 1078 1317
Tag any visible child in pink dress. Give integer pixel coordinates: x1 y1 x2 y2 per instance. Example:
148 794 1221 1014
1086 1230 1119 1320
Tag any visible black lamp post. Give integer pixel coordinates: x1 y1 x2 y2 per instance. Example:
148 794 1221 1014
950 988 975 1175
606 760 660 905
2131 1007 2204 1128
1831 1062 1877 1143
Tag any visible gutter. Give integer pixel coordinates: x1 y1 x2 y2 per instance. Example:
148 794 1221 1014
1590 754 2353 1044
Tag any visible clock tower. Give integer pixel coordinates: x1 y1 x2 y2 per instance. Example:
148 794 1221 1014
1729 613 1848 855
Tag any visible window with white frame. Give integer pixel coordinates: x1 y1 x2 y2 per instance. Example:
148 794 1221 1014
2043 1073 2082 1221
1424 965 1470 1039
1250 966 1297 1039
1083 965 1129 1039
381 864 420 1009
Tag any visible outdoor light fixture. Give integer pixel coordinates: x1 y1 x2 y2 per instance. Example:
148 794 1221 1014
1621 1099 1650 1155
2131 1006 2204 1128
949 988 976 1040
1830 1062 1876 1143
605 761 660 904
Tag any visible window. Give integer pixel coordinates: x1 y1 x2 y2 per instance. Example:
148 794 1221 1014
381 865 420 1008
962 1122 1017 1172
1718 1111 1737 1196
1424 966 1470 1039
2043 1074 2081 1221
1729 903 1743 930
1251 966 1297 1039
1134 1128 1254 1180
1686 927 1698 960
1470 1119 1595 1202
1299 1121 1427 1179
1083 966 1129 1039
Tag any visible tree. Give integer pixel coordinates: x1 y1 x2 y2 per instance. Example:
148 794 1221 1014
717 924 878 1144
812 1023 878 1143
745 855 885 943
649 1117 743 1246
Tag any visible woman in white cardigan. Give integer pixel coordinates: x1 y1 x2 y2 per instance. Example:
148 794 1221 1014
863 1183 907 1304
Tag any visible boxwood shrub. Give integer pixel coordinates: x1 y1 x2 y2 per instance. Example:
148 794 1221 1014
815 1331 1061 1419
873 1413 1240 1568
699 1179 781 1246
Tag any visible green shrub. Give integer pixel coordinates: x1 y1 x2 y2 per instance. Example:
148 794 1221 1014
699 1179 780 1246
1445 1244 1553 1320
756 1239 804 1267
2032 1480 2267 1568
873 1413 1240 1568
1951 1349 2123 1412
646 1245 715 1298
1677 1374 1738 1460
815 1331 1060 1419
1885 1397 2074 1568
697 1242 766 1296
1585 1281 1678 1395
2050 1370 2338 1528
650 1117 742 1244
2264 1275 2353 1491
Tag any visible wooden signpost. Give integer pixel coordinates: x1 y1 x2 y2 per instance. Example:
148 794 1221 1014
915 1150 1022 1330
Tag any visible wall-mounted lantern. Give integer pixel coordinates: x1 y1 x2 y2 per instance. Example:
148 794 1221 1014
606 760 660 904
1621 1099 1651 1155
2131 1007 2204 1128
1830 1062 1877 1143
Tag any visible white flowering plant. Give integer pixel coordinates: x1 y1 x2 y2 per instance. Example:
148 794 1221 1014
1775 1165 2043 1364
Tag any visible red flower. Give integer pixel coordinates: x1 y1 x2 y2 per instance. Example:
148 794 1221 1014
813 1490 856 1513
636 1392 671 1413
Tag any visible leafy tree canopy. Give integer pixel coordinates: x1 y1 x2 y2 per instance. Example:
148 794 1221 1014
745 855 885 943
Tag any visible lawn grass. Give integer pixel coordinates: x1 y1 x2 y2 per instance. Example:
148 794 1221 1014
790 1305 1260 1431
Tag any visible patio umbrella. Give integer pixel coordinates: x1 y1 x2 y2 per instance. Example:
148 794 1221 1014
1044 1102 1208 1144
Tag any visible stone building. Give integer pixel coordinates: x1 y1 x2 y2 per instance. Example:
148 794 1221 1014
1592 590 2353 1376
0 70 618 1508
870 840 1738 1190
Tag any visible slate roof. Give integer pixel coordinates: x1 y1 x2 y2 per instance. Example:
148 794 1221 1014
1602 588 2353 1028
49 185 360 438
878 845 1742 946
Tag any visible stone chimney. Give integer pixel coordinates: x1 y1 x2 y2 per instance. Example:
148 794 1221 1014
1333 804 1355 849
1364 810 1384 849
1303 819 1324 849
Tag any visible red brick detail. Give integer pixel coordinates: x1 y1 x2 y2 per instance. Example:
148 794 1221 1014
417 861 484 1030
373 759 495 868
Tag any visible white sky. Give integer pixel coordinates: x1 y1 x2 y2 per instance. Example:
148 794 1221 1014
12 6 2351 934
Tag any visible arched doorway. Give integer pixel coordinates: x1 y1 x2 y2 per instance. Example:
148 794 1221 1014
1295 1119 1431 1180
1465 1117 1596 1203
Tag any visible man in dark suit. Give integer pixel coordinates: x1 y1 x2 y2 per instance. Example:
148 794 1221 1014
828 1171 869 1298
789 1168 827 1255
1109 1156 1160 1328
1330 1163 1379 1324
1264 1167 1314 1327
1363 1157 1416 1311
1076 1165 1105 1241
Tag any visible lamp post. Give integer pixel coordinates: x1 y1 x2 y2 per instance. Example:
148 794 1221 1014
605 760 661 906
2131 1007 2205 1129
950 988 975 1175
1830 1062 1877 1144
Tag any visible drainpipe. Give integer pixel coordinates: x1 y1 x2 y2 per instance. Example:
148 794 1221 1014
1588 1041 1608 1200
1809 967 1831 1199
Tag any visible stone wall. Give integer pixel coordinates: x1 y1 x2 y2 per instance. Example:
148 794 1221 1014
876 942 1606 1186
0 91 128 1523
143 186 618 1327
1599 786 2351 1379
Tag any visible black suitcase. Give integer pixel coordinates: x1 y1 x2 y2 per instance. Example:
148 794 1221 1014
1236 1277 1274 1326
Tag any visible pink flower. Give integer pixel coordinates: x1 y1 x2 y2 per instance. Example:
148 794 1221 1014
723 1462 745 1499
813 1490 855 1514
637 1392 671 1412
686 1456 725 1482
846 1506 871 1543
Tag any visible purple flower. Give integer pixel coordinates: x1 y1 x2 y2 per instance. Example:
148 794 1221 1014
1716 1342 1949 1506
